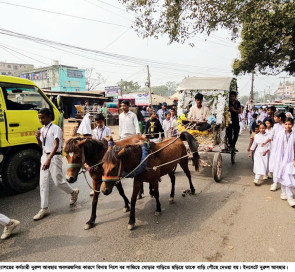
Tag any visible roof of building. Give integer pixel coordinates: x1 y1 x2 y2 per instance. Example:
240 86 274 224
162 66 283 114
178 76 235 91
20 64 82 73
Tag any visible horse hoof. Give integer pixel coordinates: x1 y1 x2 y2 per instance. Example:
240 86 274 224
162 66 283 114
128 224 135 230
123 207 130 213
84 224 92 230
169 197 175 204
137 194 143 200
155 211 161 216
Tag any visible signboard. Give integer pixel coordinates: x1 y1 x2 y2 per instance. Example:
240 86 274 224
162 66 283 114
119 93 150 106
105 86 120 97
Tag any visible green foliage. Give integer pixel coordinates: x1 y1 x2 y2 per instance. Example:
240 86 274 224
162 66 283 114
239 95 249 105
121 0 295 74
151 85 169 96
117 79 141 93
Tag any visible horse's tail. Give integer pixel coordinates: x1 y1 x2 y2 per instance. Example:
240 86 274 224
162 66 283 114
179 131 199 171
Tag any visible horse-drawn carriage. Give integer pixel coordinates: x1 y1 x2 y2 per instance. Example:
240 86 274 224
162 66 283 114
177 77 238 182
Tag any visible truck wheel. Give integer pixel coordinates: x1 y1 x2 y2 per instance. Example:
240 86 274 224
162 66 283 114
3 149 41 193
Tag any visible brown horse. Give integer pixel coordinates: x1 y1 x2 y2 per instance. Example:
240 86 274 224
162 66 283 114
64 134 145 230
101 131 199 230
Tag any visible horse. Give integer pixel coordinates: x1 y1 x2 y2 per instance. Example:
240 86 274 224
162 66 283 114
64 134 145 230
101 131 199 230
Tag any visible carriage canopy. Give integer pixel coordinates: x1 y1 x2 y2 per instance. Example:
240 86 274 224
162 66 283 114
177 77 237 125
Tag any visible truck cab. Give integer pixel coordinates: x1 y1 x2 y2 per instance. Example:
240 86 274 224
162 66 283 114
0 75 61 193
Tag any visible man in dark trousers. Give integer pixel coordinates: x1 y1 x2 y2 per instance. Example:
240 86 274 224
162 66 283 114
226 91 242 152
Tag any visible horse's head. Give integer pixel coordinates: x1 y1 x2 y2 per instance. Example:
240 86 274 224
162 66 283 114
101 145 126 195
64 137 87 183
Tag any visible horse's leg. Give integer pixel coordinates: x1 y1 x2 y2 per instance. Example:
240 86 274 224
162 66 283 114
149 182 154 198
137 182 144 200
128 179 142 230
85 178 102 230
152 180 162 215
168 171 176 203
115 181 130 212
179 157 195 194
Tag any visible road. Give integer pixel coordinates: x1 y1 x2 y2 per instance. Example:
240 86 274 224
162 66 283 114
1 131 294 262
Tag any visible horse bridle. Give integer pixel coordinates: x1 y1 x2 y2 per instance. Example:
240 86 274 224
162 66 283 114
102 160 123 184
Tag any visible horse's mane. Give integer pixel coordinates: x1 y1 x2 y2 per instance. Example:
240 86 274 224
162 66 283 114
84 138 107 159
65 137 107 159
103 144 142 174
64 137 85 153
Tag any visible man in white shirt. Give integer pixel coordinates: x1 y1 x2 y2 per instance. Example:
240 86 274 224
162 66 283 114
187 93 210 122
34 108 79 221
119 100 140 139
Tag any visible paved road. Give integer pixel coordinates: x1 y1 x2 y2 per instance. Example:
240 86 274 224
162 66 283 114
1 131 294 262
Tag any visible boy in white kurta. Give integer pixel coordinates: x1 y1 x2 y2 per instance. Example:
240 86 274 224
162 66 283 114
273 118 295 207
248 123 271 185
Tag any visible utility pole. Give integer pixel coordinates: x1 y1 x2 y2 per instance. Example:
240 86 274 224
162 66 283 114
250 70 254 103
279 76 290 85
146 65 152 106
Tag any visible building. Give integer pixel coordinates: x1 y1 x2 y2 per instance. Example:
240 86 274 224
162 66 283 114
276 82 293 100
20 61 86 92
0 62 34 76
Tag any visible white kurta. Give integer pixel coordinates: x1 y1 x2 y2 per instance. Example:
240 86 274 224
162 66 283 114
269 123 285 172
251 133 271 176
273 131 295 187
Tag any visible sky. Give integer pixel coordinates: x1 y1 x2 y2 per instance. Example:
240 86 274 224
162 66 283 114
0 0 293 98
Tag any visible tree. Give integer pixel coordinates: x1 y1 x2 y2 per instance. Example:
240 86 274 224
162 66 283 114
85 68 106 91
166 81 178 96
117 79 141 93
239 95 249 106
120 0 295 74
151 85 169 96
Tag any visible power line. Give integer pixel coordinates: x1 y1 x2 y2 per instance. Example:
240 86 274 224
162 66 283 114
0 1 129 28
0 28 233 73
83 0 133 22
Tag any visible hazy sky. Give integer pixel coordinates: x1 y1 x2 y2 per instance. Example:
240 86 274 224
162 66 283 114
0 0 293 98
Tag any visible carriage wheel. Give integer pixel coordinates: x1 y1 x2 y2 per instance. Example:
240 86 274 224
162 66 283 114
231 150 236 164
212 152 222 182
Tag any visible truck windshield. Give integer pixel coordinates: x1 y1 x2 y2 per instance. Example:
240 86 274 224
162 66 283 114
3 85 50 109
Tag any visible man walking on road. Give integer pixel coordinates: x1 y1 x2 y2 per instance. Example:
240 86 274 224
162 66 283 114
119 100 140 139
226 91 242 152
34 108 79 220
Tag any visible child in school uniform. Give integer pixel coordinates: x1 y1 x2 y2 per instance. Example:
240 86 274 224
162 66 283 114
34 108 79 220
92 113 112 141
0 213 20 240
145 111 163 143
273 118 295 207
248 125 260 152
248 123 271 185
264 118 274 136
264 111 286 190
162 112 172 138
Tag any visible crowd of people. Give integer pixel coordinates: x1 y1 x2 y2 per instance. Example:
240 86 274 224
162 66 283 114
243 106 295 208
2 94 295 241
